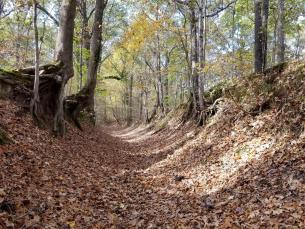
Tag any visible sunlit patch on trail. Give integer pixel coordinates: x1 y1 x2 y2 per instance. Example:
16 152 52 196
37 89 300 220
112 125 155 141
186 136 275 195
143 130 276 195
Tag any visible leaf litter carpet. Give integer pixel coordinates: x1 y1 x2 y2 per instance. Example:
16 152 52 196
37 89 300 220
0 99 304 228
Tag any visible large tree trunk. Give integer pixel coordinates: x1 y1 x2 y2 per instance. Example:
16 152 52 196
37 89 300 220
65 0 107 128
277 0 285 63
79 0 92 86
53 0 77 135
254 0 264 73
85 0 107 110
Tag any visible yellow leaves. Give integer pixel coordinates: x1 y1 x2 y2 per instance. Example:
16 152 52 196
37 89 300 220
119 13 160 55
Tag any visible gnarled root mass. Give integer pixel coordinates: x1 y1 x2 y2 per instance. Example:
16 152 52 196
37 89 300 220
0 63 88 130
0 63 62 119
0 63 94 129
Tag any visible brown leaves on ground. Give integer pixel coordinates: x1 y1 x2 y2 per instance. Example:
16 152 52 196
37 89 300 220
0 99 304 228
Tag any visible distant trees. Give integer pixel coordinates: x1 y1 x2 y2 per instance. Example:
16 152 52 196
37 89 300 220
0 0 304 128
174 0 235 117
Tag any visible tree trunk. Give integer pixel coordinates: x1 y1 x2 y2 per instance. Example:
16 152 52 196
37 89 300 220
84 0 107 113
262 0 269 70
272 16 277 64
190 7 200 114
198 0 207 111
80 0 91 70
139 91 143 122
164 53 170 113
79 31 84 90
144 91 149 123
54 0 77 135
16 17 21 68
64 0 107 129
156 22 164 114
30 0 40 122
277 0 285 63
254 0 263 73
127 75 133 126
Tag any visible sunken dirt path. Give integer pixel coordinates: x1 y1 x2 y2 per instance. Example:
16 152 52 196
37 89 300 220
0 99 205 228
1 100 305 228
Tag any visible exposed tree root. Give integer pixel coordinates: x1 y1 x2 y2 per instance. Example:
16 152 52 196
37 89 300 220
0 63 82 130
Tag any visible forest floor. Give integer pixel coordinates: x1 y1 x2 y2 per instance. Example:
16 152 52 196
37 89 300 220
0 96 304 228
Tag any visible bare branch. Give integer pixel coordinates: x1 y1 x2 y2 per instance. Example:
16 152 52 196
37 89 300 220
88 8 95 20
37 3 59 26
0 9 14 19
206 1 237 18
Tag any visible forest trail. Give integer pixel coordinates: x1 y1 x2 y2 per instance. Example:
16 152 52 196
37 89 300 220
1 99 305 228
0 99 203 228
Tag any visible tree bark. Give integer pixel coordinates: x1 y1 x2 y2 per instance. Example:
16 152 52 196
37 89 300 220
277 0 285 63
262 0 269 69
79 0 92 70
54 0 77 135
272 16 277 64
198 0 207 111
85 0 107 108
155 7 165 115
83 0 107 118
190 7 200 114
